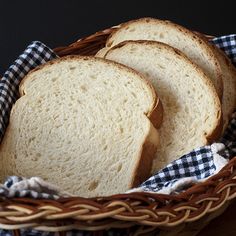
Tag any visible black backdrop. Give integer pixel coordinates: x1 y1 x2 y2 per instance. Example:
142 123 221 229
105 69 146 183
0 0 235 75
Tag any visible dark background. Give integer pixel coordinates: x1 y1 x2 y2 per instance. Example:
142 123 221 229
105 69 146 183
0 0 235 75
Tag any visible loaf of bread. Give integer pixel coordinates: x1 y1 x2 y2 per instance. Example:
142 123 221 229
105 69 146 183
96 17 223 99
104 40 222 172
0 56 162 197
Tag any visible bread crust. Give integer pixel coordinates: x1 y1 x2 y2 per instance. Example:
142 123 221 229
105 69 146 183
105 17 223 99
130 123 159 188
105 40 223 144
210 43 236 129
3 55 163 193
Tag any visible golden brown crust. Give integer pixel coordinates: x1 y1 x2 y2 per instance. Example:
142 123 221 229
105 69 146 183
149 97 163 129
212 44 236 109
207 113 223 143
209 43 236 131
105 17 223 99
130 128 158 188
130 86 162 187
195 33 224 100
105 40 223 143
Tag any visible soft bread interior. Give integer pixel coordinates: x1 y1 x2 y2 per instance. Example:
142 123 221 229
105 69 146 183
105 41 222 172
0 56 160 197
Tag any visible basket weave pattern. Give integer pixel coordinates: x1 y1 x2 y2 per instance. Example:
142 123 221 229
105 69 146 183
0 27 236 234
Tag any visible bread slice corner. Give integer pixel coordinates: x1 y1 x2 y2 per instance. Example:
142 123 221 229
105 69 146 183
98 17 223 99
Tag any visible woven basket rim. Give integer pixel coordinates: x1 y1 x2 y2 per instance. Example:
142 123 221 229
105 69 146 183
0 25 236 233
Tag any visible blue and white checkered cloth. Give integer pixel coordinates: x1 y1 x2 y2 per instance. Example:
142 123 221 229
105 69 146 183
0 35 236 235
211 34 236 65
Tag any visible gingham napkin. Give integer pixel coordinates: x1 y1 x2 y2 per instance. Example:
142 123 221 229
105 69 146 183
0 35 236 200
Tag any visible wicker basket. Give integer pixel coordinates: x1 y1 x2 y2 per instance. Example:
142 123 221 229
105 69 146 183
1 26 236 236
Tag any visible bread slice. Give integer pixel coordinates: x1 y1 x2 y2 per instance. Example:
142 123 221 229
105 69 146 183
0 56 162 197
211 45 236 129
96 17 223 99
104 40 222 172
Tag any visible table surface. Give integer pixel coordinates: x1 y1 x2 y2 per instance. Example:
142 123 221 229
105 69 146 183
0 1 235 234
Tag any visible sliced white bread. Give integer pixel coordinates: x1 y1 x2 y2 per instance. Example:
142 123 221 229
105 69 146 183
104 41 222 172
0 56 162 197
96 17 223 99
